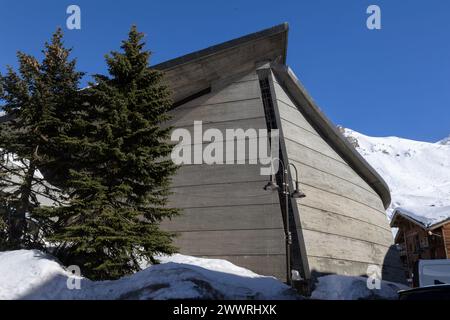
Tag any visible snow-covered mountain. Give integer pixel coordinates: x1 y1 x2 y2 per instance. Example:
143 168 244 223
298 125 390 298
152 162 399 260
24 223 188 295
438 135 450 146
340 128 450 222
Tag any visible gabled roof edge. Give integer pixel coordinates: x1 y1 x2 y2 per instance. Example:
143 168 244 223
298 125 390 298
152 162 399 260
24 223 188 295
271 63 392 209
390 208 450 231
153 23 289 71
390 210 427 229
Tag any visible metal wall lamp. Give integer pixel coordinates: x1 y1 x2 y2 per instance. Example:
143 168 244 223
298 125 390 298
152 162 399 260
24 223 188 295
263 158 306 286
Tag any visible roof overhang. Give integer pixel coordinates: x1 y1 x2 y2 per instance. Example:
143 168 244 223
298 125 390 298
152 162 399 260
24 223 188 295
390 210 426 229
0 23 392 210
153 23 289 103
270 63 392 209
153 23 391 209
390 208 450 231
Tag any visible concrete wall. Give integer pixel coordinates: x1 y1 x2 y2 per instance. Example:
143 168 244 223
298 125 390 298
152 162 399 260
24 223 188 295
161 70 288 281
270 73 405 283
162 66 405 284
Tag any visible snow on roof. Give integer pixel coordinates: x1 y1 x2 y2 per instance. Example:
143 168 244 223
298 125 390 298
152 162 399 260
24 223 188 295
392 205 450 229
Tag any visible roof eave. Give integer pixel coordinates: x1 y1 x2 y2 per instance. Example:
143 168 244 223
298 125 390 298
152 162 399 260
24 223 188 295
153 23 289 72
271 63 392 209
390 210 450 231
152 23 289 104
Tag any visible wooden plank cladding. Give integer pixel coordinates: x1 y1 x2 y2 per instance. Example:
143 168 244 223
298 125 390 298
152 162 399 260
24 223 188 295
162 70 288 281
443 224 450 258
298 205 393 246
161 204 285 232
297 185 390 229
169 181 279 208
270 73 405 283
173 229 285 256
156 24 404 286
283 139 379 197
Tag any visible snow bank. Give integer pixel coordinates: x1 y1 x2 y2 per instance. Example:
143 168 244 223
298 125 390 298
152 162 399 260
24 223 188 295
0 250 69 300
311 275 409 300
0 250 299 300
342 128 450 223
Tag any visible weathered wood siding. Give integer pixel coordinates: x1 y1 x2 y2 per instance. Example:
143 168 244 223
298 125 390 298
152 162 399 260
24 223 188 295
271 76 405 283
161 71 287 280
443 224 450 258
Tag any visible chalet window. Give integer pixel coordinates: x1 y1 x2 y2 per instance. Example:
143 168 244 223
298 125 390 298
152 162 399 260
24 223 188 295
420 236 429 249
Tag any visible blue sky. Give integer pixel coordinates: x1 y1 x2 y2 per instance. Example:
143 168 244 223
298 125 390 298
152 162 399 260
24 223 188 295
0 0 449 142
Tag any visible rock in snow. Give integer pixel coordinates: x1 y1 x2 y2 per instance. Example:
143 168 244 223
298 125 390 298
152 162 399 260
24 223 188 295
311 275 409 300
0 250 299 300
438 135 450 146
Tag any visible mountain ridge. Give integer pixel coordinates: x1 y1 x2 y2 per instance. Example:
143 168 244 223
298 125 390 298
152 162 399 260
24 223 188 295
340 127 450 224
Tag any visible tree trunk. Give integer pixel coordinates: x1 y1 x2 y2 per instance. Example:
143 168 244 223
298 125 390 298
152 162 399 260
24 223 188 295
9 161 36 248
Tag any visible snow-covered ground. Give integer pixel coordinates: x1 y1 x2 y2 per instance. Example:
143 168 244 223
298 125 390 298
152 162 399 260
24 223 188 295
2 129 446 300
0 250 299 300
342 128 450 225
311 275 409 300
0 250 411 300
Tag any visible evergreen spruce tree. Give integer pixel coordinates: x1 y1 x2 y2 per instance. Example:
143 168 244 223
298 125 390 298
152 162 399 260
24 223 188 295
44 26 179 280
0 29 83 249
